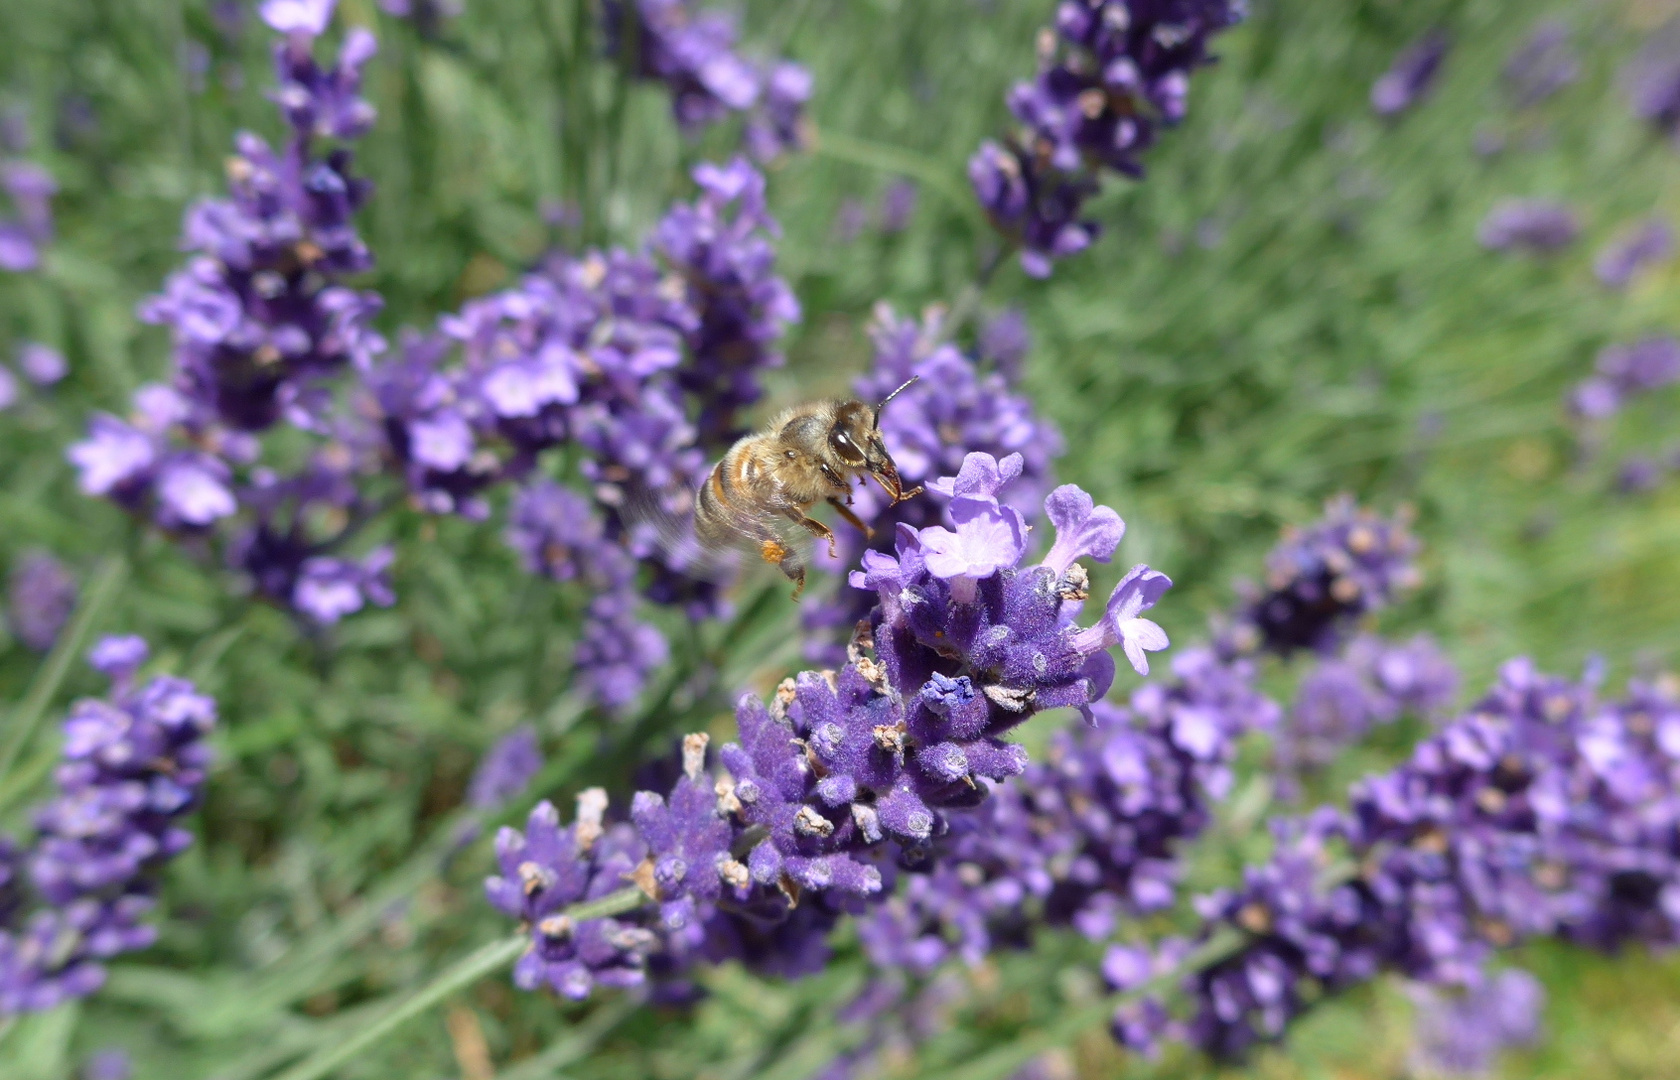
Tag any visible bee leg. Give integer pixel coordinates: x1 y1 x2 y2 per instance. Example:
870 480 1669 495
826 496 875 542
759 538 807 600
785 509 838 560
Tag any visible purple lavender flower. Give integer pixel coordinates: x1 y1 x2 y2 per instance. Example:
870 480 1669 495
879 179 918 234
1408 968 1544 1077
654 158 800 446
971 0 1246 276
6 553 76 652
0 639 216 1015
1180 659 1680 1059
0 366 16 411
1624 19 1680 140
1232 498 1421 657
1371 29 1450 117
969 139 1100 279
1276 634 1457 786
67 2 391 629
378 0 461 35
80 1050 133 1080
1595 219 1674 290
1616 456 1667 494
0 161 55 273
977 307 1030 379
1504 21 1578 108
467 727 544 811
605 0 811 160
493 455 1168 995
485 792 657 999
17 343 66 386
744 62 813 163
291 548 394 625
1568 337 1680 420
504 480 671 712
1477 199 1580 253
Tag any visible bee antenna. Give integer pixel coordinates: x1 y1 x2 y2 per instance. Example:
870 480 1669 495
874 376 919 428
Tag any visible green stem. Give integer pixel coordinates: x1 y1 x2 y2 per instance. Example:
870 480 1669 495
0 557 127 786
813 131 972 213
267 887 649 1080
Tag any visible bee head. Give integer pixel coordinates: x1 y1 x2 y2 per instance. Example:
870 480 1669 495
835 377 923 505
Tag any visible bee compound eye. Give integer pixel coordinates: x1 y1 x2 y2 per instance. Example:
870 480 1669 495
830 430 865 464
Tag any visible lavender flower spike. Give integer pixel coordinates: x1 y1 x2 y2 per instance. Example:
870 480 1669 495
1371 29 1450 116
1478 199 1579 253
1595 219 1673 290
1 637 216 1015
7 553 77 653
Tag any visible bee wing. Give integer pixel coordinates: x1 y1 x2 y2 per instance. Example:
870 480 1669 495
621 486 743 584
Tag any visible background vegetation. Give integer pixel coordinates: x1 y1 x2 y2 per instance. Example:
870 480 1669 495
1 0 1677 1076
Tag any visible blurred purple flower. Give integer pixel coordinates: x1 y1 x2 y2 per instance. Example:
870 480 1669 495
1568 337 1680 420
1230 497 1421 657
1595 219 1673 289
879 179 918 233
0 161 55 272
467 727 544 811
1 641 216 1015
80 1049 133 1080
291 548 395 625
971 0 1245 276
605 0 811 161
1372 29 1450 116
1409 969 1545 1077
1503 21 1577 108
17 344 66 386
6 553 76 652
1478 199 1579 253
0 367 16 411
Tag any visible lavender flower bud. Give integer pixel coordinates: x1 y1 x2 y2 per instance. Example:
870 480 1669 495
1477 199 1580 253
1371 30 1450 116
6 553 76 652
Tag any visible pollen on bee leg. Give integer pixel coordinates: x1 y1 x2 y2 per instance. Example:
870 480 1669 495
760 539 790 564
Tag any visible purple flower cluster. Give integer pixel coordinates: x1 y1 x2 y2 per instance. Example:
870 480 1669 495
0 638 217 1014
466 726 544 811
1568 336 1680 420
969 0 1246 277
1276 633 1457 784
68 0 393 625
1408 967 1544 1077
1595 219 1673 290
1477 199 1580 254
0 159 55 273
604 0 812 161
1229 497 1421 657
802 304 1060 662
1162 659 1680 1058
6 552 77 653
653 159 801 446
1623 20 1680 141
507 481 672 709
1503 21 1578 108
859 643 1277 973
488 453 1170 997
1371 29 1450 117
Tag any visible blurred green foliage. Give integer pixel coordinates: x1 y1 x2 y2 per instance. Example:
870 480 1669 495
1 0 1678 1077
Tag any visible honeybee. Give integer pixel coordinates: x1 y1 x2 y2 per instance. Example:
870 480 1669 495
693 378 924 599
